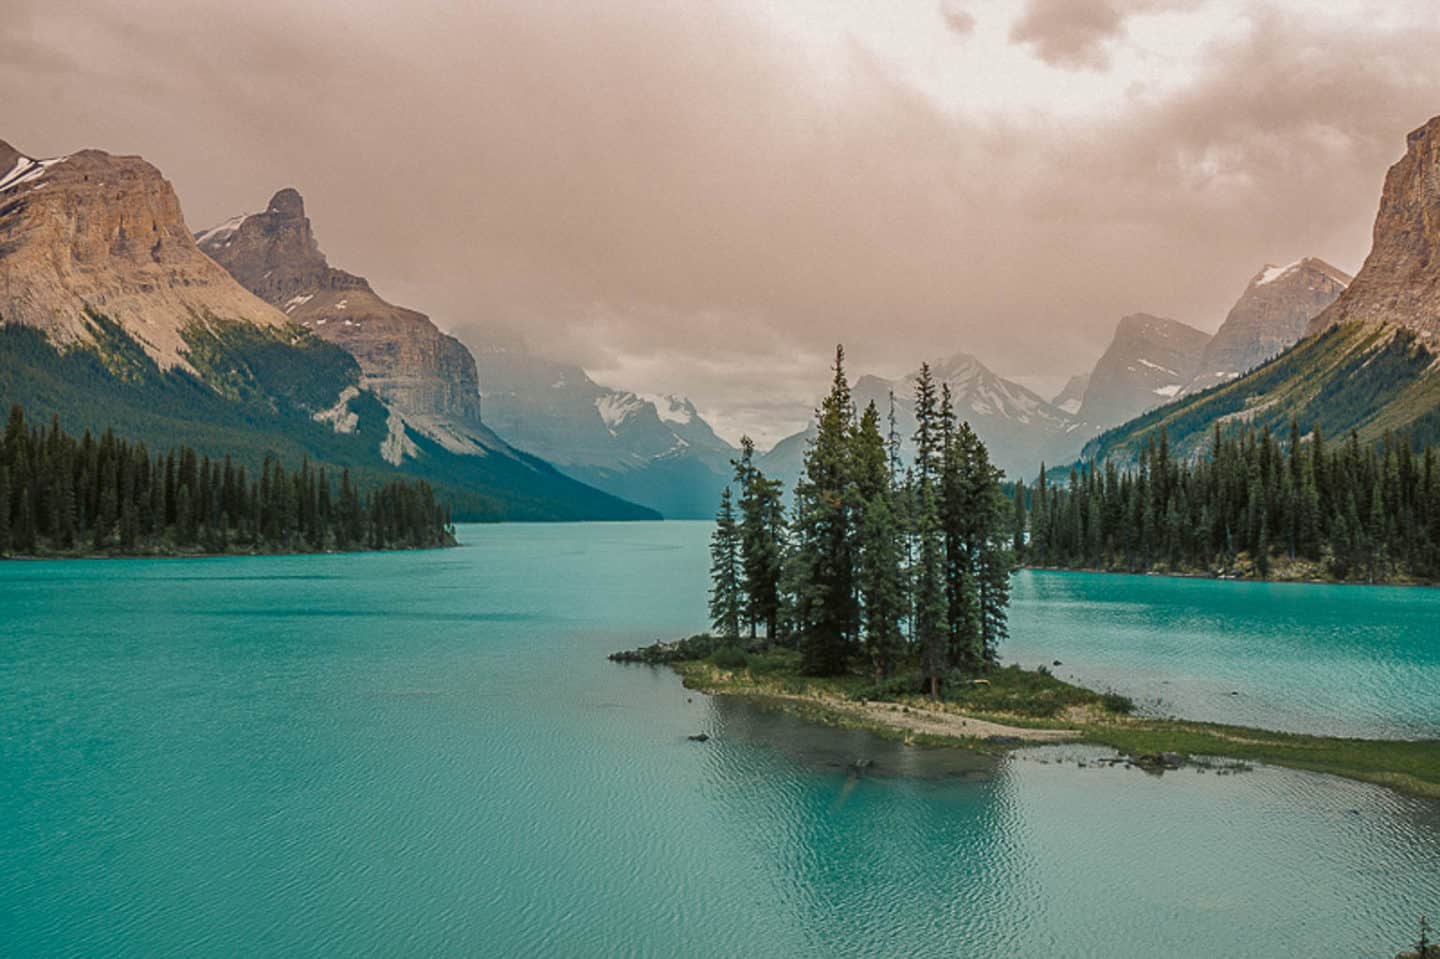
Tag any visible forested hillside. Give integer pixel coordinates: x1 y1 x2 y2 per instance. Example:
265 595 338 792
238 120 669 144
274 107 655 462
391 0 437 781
1022 422 1440 584
0 405 454 557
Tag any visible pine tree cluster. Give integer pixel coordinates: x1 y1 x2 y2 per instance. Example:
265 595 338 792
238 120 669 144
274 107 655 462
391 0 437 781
709 348 1013 693
1022 421 1440 583
0 405 455 557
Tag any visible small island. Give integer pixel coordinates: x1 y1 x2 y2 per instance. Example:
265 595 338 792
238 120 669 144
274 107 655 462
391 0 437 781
613 348 1440 800
0 405 456 558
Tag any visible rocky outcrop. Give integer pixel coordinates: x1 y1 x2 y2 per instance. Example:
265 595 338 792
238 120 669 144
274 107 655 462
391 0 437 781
1184 258 1350 395
0 141 289 370
1075 313 1211 429
198 190 486 451
1307 116 1440 342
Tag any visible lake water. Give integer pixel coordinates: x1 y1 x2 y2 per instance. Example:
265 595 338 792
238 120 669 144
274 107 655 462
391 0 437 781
2 522 1436 958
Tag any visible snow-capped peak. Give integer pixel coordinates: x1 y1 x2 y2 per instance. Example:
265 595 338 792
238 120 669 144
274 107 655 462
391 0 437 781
638 392 696 426
1256 260 1304 286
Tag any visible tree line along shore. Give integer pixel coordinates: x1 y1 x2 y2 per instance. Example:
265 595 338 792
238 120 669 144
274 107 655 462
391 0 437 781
1016 421 1440 585
0 405 455 558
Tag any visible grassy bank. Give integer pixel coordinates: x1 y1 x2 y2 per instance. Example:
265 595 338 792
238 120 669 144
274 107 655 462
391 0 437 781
612 637 1440 800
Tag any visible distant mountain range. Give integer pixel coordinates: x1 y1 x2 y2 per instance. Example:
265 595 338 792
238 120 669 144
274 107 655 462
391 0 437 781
759 251 1352 487
467 337 736 519
1082 116 1440 465
762 352 1083 489
0 142 653 521
6 111 1434 519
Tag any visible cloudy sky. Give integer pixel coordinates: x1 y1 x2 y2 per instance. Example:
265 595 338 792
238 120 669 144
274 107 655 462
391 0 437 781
4 0 1438 443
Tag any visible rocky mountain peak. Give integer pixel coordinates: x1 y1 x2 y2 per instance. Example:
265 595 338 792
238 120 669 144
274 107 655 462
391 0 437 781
1075 313 1210 428
200 192 487 446
0 142 288 369
1183 257 1350 395
198 186 328 302
1306 115 1440 340
266 187 306 219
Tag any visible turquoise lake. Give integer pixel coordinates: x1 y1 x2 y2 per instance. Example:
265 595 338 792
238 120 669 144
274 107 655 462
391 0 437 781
2 521 1437 958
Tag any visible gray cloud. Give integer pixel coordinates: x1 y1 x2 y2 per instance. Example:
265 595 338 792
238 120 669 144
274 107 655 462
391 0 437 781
2 0 1438 441
1008 0 1205 71
940 1 978 36
1009 0 1126 69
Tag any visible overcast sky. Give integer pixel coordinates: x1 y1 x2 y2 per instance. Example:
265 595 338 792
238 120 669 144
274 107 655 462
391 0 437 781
4 0 1438 443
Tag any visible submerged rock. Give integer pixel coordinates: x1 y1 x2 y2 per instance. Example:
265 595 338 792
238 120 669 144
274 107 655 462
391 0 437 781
687 733 710 743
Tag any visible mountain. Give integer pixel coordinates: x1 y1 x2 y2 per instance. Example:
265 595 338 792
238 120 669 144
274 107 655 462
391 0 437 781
197 189 492 455
761 352 1079 489
470 338 737 518
1073 313 1211 429
0 144 291 369
0 143 653 521
1082 116 1440 466
1182 258 1350 395
201 189 738 519
1051 374 1089 416
1305 121 1440 340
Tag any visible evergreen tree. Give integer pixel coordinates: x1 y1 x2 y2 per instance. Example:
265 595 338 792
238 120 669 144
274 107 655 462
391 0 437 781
853 402 905 681
792 346 859 675
708 486 743 641
734 436 787 640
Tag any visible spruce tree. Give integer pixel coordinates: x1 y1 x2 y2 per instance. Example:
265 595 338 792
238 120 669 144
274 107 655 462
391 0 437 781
793 345 859 675
853 402 905 681
734 436 786 640
708 487 743 640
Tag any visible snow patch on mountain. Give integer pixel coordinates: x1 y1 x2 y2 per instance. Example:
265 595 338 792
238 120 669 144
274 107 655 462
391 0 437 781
1136 358 1178 376
1257 260 1304 286
640 392 696 426
0 155 68 194
196 214 247 248
594 392 647 432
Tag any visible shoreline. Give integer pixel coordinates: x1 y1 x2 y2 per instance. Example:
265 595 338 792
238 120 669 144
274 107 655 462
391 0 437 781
1021 563 1440 590
648 655 1440 801
0 541 458 562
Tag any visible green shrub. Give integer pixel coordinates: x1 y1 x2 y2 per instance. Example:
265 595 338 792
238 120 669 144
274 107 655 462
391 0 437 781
709 645 749 669
1100 691 1136 714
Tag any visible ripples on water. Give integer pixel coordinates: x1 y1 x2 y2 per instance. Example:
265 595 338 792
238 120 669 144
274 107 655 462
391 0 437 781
1 523 1436 958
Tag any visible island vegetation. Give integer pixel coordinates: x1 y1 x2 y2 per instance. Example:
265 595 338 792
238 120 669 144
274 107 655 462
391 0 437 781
1017 422 1440 584
0 404 455 558
612 346 1440 801
707 346 1013 696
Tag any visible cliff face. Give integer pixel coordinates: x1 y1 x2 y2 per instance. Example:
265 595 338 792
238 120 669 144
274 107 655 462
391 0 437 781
198 190 485 448
0 142 288 370
1184 259 1350 395
1307 116 1440 341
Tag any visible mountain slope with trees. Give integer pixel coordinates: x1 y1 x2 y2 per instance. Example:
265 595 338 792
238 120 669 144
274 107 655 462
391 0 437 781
1081 117 1440 469
0 140 654 521
0 405 454 557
